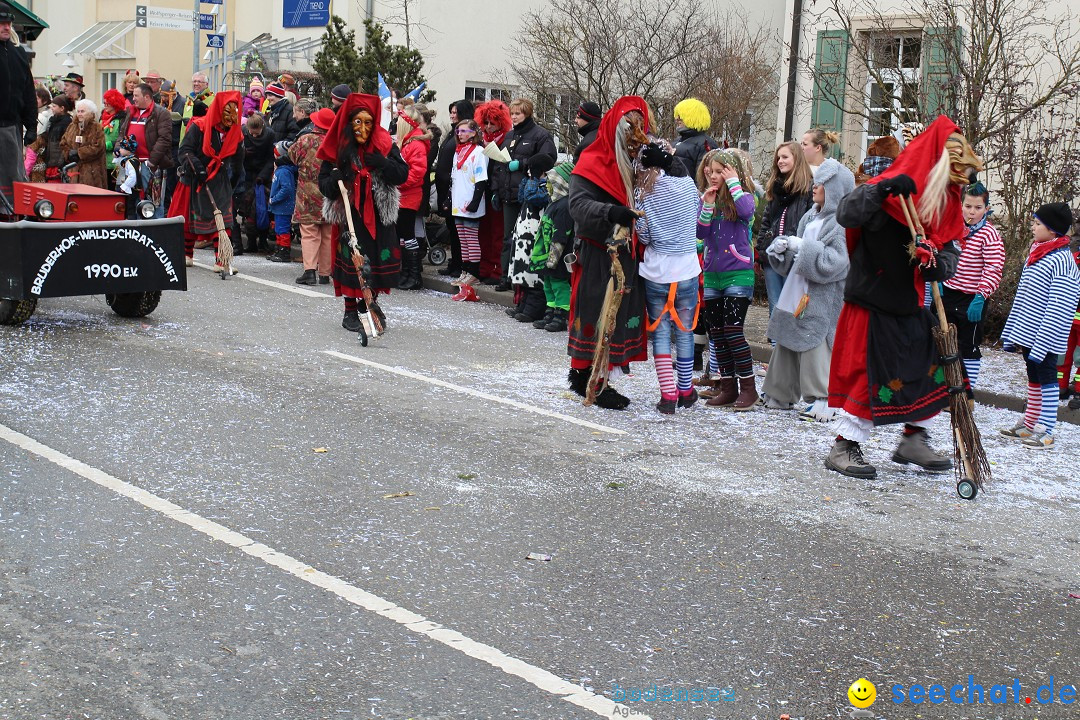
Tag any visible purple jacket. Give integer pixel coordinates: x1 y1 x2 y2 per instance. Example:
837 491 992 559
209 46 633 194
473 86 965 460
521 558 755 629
696 179 756 275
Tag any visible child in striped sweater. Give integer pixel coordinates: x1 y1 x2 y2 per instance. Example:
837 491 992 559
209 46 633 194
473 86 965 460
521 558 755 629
1000 202 1080 448
695 150 758 410
942 182 1005 390
635 151 703 414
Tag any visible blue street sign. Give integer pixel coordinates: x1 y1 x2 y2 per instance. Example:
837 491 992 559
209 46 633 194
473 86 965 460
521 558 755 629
205 34 224 48
201 0 222 4
283 0 329 28
198 13 215 30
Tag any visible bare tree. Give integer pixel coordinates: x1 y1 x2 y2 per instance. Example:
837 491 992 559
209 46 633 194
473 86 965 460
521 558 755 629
367 0 435 51
510 0 779 150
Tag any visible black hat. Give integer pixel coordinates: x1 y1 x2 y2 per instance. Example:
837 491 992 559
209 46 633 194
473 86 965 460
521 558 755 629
0 11 15 23
62 72 85 87
527 153 556 177
577 101 602 122
1034 202 1074 237
331 84 351 101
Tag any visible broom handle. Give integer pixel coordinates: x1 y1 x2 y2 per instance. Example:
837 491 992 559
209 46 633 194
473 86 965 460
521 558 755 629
336 177 360 254
897 195 949 329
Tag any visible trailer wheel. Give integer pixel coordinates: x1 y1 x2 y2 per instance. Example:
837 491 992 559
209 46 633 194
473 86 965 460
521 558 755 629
106 291 162 318
0 298 37 325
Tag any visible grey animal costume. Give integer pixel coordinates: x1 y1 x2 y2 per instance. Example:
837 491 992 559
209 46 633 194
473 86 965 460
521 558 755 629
762 158 854 405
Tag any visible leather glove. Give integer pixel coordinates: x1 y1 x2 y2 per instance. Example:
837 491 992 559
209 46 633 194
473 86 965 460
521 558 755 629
363 152 387 169
878 173 916 196
967 293 986 322
607 204 638 227
23 128 35 146
508 160 520 172
640 142 674 170
766 236 788 259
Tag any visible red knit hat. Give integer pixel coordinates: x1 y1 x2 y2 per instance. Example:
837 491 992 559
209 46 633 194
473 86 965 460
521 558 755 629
265 83 286 99
103 88 127 112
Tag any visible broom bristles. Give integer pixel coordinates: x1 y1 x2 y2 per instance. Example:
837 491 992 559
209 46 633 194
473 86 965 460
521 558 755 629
933 325 992 489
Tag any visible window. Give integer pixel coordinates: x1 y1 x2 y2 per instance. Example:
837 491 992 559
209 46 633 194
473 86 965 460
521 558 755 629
101 71 119 92
464 84 514 103
864 33 921 154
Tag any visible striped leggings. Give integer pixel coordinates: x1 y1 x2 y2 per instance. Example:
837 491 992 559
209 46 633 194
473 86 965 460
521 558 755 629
456 218 481 262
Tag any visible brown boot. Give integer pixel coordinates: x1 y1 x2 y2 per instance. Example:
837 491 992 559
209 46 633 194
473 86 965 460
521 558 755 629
705 377 738 407
732 376 758 411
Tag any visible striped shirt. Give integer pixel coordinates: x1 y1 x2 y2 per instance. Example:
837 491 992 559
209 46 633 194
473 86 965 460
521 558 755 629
1001 247 1080 363
635 174 700 255
944 222 1005 296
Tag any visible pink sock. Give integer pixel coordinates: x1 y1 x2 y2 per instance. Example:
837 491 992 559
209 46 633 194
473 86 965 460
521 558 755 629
655 354 676 400
1023 382 1040 429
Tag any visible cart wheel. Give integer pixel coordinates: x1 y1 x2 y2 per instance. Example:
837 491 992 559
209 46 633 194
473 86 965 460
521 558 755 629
106 291 162 318
956 478 978 500
428 247 446 266
357 324 368 347
0 297 37 325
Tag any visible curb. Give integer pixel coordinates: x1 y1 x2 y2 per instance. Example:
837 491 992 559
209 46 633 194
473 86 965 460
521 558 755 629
419 268 1078 426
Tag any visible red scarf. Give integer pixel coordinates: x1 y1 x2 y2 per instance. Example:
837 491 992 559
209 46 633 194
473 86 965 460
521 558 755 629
455 142 478 169
186 90 243 182
482 129 505 146
317 93 394 240
572 96 650 206
1026 236 1070 266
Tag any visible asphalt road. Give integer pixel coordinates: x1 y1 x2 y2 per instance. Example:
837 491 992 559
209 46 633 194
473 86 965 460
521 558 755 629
1 250 1077 720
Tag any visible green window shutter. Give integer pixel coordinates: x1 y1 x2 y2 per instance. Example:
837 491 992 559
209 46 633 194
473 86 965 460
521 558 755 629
811 30 850 141
921 27 960 120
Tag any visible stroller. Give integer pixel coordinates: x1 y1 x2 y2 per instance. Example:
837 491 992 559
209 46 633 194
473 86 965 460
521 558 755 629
424 216 450 266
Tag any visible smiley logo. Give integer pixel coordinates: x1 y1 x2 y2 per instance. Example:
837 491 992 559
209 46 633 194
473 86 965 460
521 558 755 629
848 678 876 709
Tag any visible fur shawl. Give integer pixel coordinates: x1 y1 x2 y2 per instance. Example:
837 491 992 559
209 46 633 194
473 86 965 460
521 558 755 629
322 164 401 230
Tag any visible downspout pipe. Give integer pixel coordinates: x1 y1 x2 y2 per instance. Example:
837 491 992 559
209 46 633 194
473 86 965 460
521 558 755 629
783 0 803 140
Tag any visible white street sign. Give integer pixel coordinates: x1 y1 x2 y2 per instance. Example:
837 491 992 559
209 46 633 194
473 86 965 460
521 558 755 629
135 5 195 31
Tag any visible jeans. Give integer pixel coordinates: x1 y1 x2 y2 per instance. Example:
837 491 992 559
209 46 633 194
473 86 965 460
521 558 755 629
763 264 786 317
644 277 698 360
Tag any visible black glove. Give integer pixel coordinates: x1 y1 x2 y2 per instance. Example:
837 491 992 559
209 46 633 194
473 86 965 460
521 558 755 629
363 152 387 169
188 157 207 184
329 167 343 184
607 205 639 227
639 142 674 170
23 128 35 146
67 149 79 163
878 174 916 197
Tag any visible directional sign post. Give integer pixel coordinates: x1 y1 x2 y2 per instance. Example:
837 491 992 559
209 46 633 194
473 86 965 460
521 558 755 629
135 4 195 31
198 13 216 30
205 34 224 49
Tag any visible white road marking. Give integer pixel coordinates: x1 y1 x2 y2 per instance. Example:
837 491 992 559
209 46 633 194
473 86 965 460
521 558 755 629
0 421 645 720
192 260 328 298
324 350 627 436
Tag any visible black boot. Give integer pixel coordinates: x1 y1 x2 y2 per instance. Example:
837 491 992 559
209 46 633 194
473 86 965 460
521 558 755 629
439 258 461 277
514 286 547 322
533 307 555 329
341 309 362 332
269 245 291 263
545 308 568 332
568 368 589 397
398 249 423 290
296 269 317 285
595 385 631 410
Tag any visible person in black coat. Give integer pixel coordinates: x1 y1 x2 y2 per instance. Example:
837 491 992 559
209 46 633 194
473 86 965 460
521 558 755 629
0 11 38 215
433 99 474 277
572 101 601 163
232 113 276 253
757 140 815 316
496 98 557 290
264 83 300 142
672 98 719 177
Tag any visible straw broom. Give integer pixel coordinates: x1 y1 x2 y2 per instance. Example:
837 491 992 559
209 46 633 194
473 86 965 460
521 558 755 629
898 195 991 493
203 187 235 279
584 223 633 407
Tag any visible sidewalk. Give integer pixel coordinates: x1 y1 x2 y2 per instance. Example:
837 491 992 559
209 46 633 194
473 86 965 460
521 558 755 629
419 266 1080 426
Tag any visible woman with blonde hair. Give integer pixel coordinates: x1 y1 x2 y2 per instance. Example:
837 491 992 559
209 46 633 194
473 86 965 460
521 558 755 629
758 141 814 317
60 99 107 188
801 128 839 174
394 103 432 289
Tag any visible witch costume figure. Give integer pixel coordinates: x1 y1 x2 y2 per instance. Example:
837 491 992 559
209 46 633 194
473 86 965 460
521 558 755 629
173 90 245 268
825 116 983 479
566 95 688 409
317 93 408 333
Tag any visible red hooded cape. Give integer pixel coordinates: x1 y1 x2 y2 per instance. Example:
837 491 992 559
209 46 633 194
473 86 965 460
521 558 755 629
185 90 243 182
572 95 650 206
316 93 394 240
866 115 965 249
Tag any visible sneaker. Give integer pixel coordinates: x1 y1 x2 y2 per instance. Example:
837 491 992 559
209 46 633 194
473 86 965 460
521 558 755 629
1021 430 1055 449
1060 387 1072 401
754 363 768 378
824 438 877 479
891 427 952 471
656 397 677 415
999 421 1036 440
798 399 836 422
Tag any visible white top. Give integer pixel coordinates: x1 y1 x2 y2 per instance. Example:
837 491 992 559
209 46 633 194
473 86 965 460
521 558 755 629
450 145 488 219
639 247 701 283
